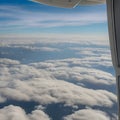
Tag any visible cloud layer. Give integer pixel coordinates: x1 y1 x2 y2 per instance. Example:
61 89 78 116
0 36 117 119
0 58 116 106
64 109 110 120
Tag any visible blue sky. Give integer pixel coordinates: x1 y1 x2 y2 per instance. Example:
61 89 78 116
0 0 108 36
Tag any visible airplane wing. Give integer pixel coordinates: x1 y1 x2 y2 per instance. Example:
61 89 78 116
31 0 105 8
79 0 105 5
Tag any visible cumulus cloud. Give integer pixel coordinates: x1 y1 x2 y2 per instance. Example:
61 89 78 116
0 58 116 108
31 56 114 86
69 47 111 56
64 109 110 120
28 110 51 120
0 105 50 120
0 105 29 120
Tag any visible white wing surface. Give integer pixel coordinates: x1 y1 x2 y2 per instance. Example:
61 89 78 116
31 0 105 8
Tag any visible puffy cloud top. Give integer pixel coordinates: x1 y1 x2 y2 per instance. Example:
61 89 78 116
64 109 110 120
0 105 50 120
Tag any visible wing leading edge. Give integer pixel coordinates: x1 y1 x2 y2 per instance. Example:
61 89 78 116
31 0 105 8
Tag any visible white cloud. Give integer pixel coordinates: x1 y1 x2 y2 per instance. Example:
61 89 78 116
0 58 116 108
0 44 60 52
28 110 51 120
52 66 114 85
30 54 114 86
0 33 109 46
0 105 29 120
0 5 107 30
69 47 111 56
64 109 111 120
0 105 50 120
0 38 117 119
25 46 59 52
